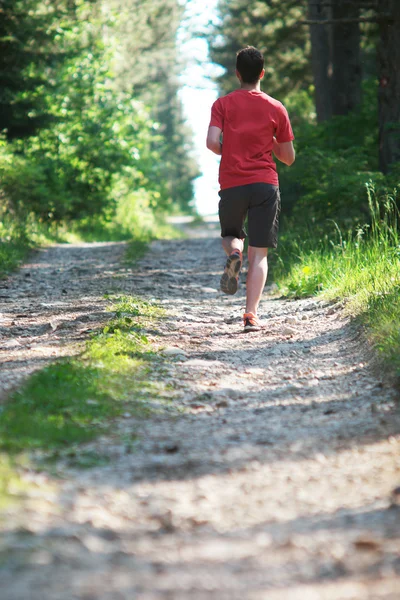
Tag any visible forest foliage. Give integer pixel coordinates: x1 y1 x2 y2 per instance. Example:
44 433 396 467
0 0 197 252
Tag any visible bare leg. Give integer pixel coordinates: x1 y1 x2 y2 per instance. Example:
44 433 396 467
246 246 268 315
222 236 244 256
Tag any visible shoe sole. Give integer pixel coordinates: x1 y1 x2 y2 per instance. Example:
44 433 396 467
220 254 242 295
243 324 261 333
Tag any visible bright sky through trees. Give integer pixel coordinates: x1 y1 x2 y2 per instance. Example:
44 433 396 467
178 0 222 215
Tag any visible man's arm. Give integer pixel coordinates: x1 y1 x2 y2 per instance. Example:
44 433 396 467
206 126 222 156
272 139 295 166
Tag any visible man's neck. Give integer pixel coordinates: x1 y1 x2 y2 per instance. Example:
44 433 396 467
240 81 261 91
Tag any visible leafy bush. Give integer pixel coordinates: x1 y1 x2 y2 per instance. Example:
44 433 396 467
278 80 398 228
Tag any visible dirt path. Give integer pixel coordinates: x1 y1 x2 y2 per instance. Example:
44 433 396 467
1 222 400 600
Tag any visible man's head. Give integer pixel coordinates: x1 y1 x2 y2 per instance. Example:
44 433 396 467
236 46 264 84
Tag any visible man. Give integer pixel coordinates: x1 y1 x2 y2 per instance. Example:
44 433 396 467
206 46 295 332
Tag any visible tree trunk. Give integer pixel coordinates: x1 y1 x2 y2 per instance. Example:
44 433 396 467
378 0 400 173
308 0 332 122
331 0 362 115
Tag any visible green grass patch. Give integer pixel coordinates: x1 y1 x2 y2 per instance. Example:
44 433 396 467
0 237 32 279
124 238 153 266
0 455 32 511
274 184 400 379
0 295 167 455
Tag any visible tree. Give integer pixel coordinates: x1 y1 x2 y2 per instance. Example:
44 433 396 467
0 0 54 138
208 0 312 99
101 0 198 211
308 0 332 121
304 0 400 170
331 0 362 116
306 0 363 121
377 0 400 172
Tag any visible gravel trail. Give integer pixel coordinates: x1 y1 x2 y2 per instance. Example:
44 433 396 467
1 221 399 600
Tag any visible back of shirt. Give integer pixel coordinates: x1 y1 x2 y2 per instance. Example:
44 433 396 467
209 89 294 190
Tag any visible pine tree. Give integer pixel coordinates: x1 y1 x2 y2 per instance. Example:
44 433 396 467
0 0 54 138
377 0 400 172
101 0 198 211
208 0 312 99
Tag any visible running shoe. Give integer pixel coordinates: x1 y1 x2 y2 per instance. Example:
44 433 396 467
243 312 261 332
220 251 242 295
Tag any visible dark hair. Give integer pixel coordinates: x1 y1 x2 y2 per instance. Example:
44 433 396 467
236 46 264 84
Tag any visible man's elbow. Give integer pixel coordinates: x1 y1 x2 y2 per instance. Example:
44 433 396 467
286 152 296 166
206 139 221 155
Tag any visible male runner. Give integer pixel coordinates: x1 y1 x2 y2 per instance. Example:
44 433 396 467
206 46 295 332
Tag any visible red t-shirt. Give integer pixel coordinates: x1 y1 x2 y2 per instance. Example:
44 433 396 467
209 89 294 190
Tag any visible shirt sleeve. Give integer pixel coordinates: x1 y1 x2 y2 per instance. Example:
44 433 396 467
275 103 295 143
209 98 224 130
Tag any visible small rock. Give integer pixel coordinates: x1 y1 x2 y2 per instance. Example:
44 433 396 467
164 444 180 454
306 378 320 388
163 347 187 358
390 486 400 505
290 441 304 453
285 317 298 325
281 327 296 336
188 516 209 528
225 389 242 399
199 287 218 294
196 392 214 402
216 399 230 408
224 316 238 324
256 438 273 446
354 536 382 551
2 339 21 348
49 320 59 332
97 529 120 541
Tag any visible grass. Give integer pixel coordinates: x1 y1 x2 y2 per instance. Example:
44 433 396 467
0 237 32 279
0 294 172 510
0 203 183 509
0 206 182 279
0 455 31 512
0 296 169 515
274 184 400 380
0 295 167 456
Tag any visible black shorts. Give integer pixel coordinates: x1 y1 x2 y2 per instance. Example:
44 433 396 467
218 183 281 248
